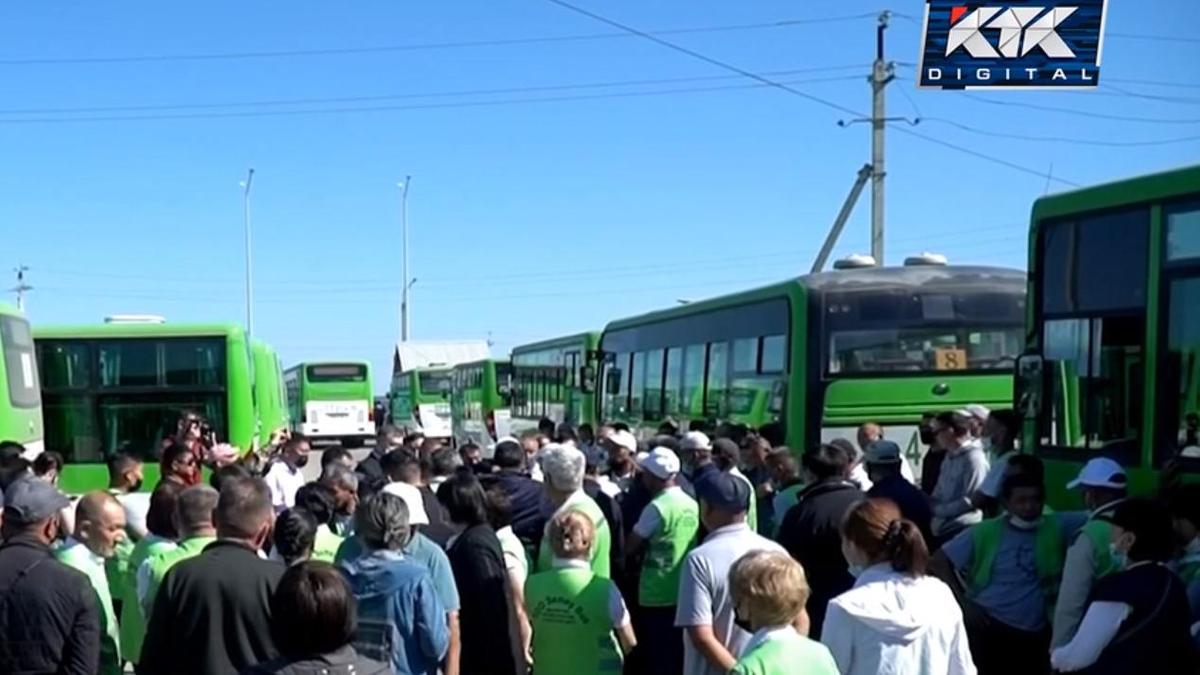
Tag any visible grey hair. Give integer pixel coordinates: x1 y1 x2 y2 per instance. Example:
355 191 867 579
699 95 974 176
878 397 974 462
541 443 585 493
354 492 410 551
319 464 359 492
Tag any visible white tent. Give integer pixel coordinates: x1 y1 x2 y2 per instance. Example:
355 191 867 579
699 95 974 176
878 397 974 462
392 340 491 375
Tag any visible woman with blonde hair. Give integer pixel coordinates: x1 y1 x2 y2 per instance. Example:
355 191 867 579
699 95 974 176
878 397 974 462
524 510 635 674
727 550 839 674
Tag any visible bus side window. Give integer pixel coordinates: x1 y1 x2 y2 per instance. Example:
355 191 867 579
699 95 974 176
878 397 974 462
706 342 729 419
644 349 664 421
664 347 682 420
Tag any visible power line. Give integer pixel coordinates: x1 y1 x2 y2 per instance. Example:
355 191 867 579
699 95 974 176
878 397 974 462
0 14 881 66
540 0 1079 187
1107 32 1200 44
956 91 1200 124
0 64 869 116
916 117 1200 147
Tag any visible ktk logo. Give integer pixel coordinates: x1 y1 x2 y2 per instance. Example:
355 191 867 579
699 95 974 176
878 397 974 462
917 0 1108 90
946 6 1078 58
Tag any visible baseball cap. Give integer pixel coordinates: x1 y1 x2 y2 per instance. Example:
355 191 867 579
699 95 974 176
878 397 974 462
3 477 70 525
638 447 681 479
681 431 712 452
1066 458 1128 491
694 471 751 513
607 430 638 454
964 404 992 421
382 482 430 526
864 440 903 464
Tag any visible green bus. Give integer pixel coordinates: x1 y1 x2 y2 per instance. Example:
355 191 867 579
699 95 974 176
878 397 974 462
450 359 513 447
252 339 290 447
510 332 601 435
284 361 376 446
600 264 1025 465
35 319 259 493
0 303 43 456
1015 163 1200 508
388 366 454 438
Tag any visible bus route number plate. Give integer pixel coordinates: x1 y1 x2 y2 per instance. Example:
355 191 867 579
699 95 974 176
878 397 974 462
934 348 968 371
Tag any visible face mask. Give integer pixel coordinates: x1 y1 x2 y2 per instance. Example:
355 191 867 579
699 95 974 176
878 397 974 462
1109 543 1129 571
294 455 309 468
130 477 144 493
847 563 867 578
1009 515 1042 530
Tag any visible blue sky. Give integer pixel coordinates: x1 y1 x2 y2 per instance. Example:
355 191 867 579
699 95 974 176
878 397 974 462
3 1 1197 392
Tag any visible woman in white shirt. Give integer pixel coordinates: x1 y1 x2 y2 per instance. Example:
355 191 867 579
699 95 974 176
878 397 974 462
823 498 976 675
487 484 532 672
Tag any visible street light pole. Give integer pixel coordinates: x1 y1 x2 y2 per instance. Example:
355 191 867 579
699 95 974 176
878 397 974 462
242 168 256 339
399 176 412 342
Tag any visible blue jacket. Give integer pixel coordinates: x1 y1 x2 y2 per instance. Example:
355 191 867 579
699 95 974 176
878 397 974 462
338 548 449 675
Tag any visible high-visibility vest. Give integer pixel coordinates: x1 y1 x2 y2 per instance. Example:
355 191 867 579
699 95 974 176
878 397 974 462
638 489 699 607
969 516 1064 615
525 566 624 675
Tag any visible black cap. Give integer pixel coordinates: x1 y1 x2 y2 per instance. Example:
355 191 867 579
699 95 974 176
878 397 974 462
694 471 751 513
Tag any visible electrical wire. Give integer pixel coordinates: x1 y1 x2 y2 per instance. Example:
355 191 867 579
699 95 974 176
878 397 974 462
917 117 1200 147
956 91 1200 124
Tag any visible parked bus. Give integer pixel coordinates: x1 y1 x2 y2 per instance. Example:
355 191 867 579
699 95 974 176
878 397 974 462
510 332 601 435
600 262 1025 467
388 366 454 438
285 361 376 446
1014 163 1200 508
252 339 289 447
0 303 43 457
450 359 513 447
35 318 258 493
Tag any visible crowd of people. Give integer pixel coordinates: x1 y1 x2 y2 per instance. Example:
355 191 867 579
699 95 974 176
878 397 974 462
0 404 1197 674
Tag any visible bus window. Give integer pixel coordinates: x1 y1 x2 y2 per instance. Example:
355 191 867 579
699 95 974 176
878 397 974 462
664 347 682 418
1167 202 1200 262
99 341 158 388
1043 209 1149 315
706 342 729 418
0 315 40 409
419 372 451 397
681 344 704 417
164 340 223 387
630 352 646 417
644 349 664 420
308 364 367 382
733 338 758 375
761 335 786 373
1158 201 1200 464
605 353 628 418
39 342 91 390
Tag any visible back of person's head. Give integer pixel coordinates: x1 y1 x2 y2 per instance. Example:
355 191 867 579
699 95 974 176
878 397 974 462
355 492 410 551
106 452 141 482
538 417 556 436
548 509 594 560
274 508 318 565
32 451 63 479
556 424 579 445
758 422 785 448
210 463 251 492
319 464 359 494
437 470 489 527
382 448 422 485
493 440 524 470
611 422 631 433
294 482 337 526
0 455 32 491
841 498 928 576
712 439 739 471
728 550 810 629
828 438 860 464
485 484 513 530
147 483 183 539
431 447 463 478
0 440 25 461
215 477 273 542
320 446 353 470
175 484 219 536
541 444 585 493
1109 497 1175 563
270 561 357 658
652 434 681 453
802 443 852 481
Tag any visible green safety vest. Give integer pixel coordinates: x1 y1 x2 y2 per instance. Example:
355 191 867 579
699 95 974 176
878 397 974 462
313 524 344 563
119 535 177 664
142 535 216 618
1079 502 1122 580
56 542 122 675
969 516 1065 615
730 629 840 675
638 488 699 607
525 566 624 675
537 494 612 579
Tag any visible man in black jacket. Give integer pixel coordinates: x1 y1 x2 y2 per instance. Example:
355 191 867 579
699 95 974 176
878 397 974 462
480 439 547 553
139 477 284 675
776 442 865 640
0 478 100 675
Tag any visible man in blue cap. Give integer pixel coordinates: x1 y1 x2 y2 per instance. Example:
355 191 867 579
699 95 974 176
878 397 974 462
0 477 101 674
675 471 785 675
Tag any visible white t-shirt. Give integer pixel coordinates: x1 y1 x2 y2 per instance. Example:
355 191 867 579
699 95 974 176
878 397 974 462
116 491 152 539
264 461 306 513
554 558 630 627
675 523 786 675
496 525 529 589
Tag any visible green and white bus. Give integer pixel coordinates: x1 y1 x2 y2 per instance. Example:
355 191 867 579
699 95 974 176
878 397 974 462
388 366 454 438
252 339 290 447
0 303 43 457
284 361 375 446
1015 163 1200 508
510 332 601 435
600 263 1025 465
450 359 513 447
35 318 259 493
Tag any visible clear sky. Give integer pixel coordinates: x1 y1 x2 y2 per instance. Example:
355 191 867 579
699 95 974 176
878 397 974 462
3 0 1197 392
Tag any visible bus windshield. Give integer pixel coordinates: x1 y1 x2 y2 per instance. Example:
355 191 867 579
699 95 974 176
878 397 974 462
418 372 451 396
828 325 1023 374
306 364 367 382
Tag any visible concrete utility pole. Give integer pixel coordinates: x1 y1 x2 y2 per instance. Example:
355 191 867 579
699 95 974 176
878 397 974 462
241 168 256 339
11 266 31 312
398 176 412 342
870 11 895 265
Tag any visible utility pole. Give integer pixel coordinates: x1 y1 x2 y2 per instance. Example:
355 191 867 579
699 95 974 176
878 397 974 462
241 168 256 339
11 266 31 312
870 10 895 265
398 176 412 342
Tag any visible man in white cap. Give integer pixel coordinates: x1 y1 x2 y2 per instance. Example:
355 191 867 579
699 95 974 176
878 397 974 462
603 430 639 494
626 447 699 674
1051 457 1129 648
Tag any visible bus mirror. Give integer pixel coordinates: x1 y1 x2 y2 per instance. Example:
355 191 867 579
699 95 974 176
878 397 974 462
1015 353 1045 420
580 365 597 394
605 369 621 395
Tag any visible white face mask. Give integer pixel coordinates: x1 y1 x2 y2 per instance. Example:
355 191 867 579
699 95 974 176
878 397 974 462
1009 515 1041 530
